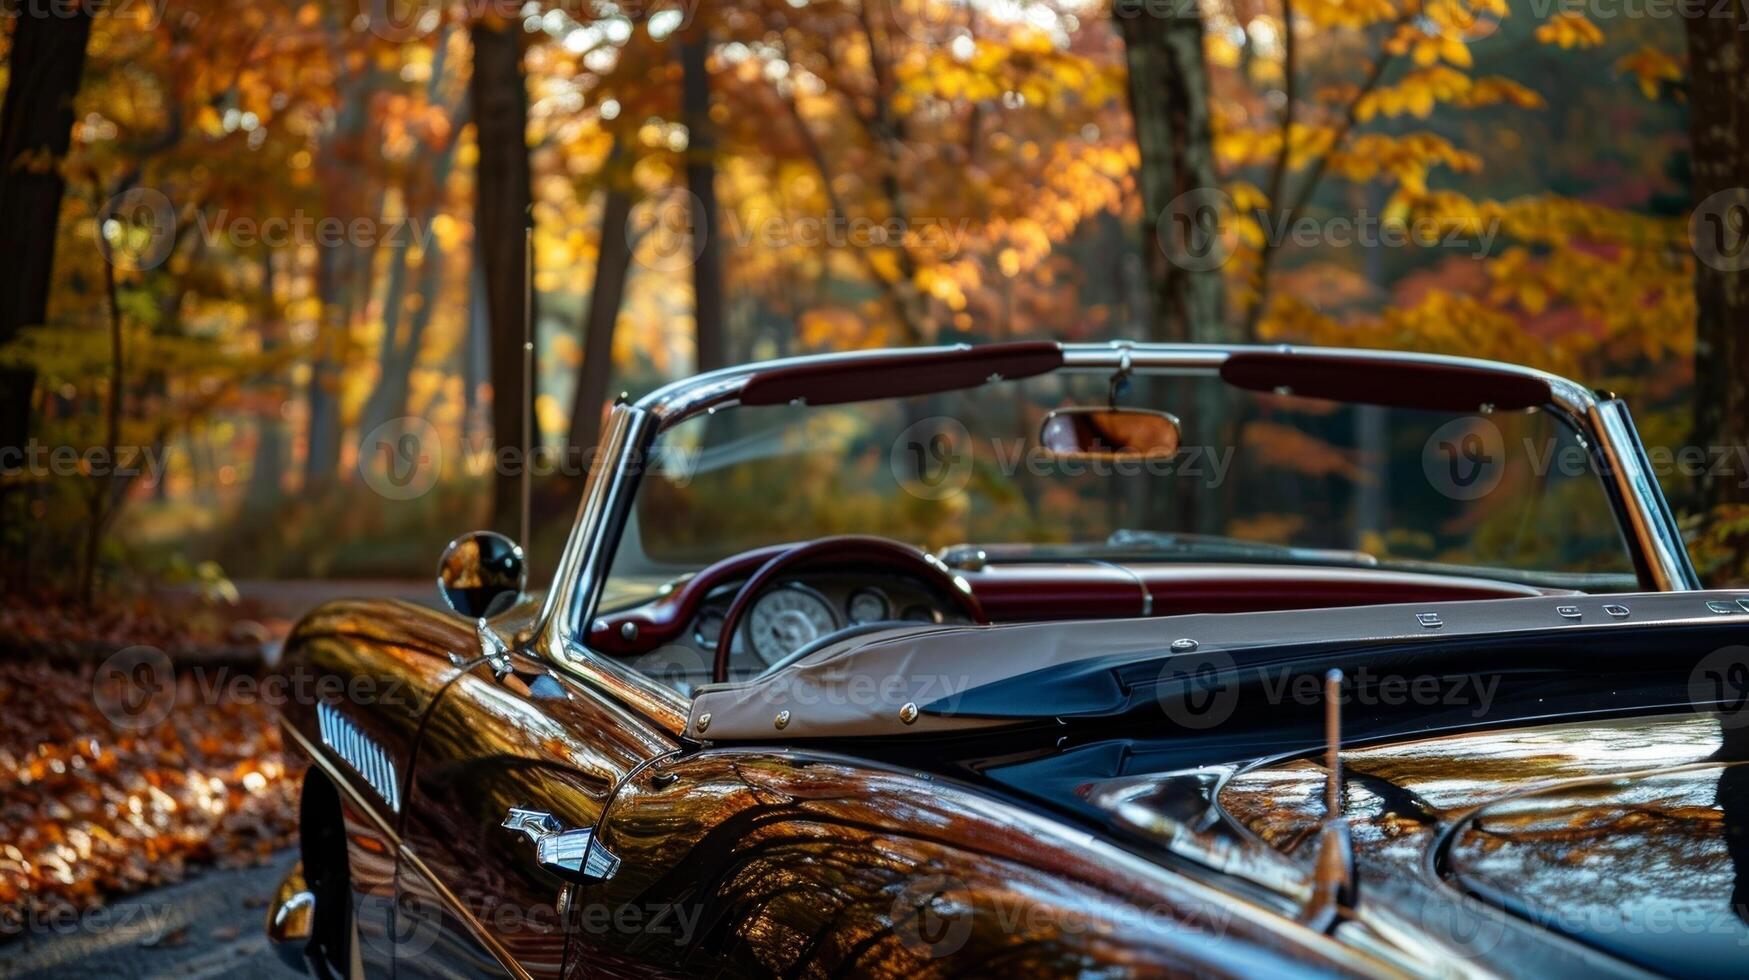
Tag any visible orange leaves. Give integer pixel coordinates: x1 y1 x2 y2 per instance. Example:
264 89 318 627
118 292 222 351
0 659 302 921
1328 132 1482 194
1535 13 1605 50
1384 22 1473 70
1299 0 1404 30
1357 67 1474 120
1461 76 1544 111
1615 46 1684 100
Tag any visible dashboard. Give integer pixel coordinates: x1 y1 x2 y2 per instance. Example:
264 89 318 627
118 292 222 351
590 540 1556 695
696 574 961 667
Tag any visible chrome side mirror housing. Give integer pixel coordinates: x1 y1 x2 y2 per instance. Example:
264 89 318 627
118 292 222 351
437 530 527 620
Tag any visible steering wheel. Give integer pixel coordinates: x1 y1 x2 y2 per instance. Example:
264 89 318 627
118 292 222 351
712 535 987 683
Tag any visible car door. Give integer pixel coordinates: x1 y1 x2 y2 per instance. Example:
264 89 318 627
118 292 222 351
393 645 678 978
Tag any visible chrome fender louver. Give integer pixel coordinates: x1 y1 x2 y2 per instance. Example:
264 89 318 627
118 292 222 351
316 700 401 813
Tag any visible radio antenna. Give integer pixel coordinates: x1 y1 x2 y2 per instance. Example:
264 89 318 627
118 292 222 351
1300 668 1356 931
520 210 534 550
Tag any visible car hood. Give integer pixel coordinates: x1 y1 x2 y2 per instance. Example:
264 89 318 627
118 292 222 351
1081 712 1749 977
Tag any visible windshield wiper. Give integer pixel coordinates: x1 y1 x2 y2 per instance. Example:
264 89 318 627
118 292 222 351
1105 529 1379 566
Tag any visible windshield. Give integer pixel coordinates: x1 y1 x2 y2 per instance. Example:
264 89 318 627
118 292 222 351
603 371 1635 608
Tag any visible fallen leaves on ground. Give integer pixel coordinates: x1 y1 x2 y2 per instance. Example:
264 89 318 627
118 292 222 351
0 660 304 940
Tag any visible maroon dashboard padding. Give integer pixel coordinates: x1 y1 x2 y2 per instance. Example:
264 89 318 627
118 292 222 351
1220 351 1553 413
739 342 1064 407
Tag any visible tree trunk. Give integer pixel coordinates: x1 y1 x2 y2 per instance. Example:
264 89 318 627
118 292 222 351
1115 0 1224 343
247 251 286 511
1685 5 1749 509
303 241 347 490
0 4 93 571
566 186 633 461
470 21 537 536
681 33 727 372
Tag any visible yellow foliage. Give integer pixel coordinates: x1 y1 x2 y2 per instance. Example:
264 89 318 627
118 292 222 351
1615 46 1683 100
1535 13 1605 49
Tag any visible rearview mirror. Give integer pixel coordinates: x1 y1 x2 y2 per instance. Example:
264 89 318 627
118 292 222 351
437 530 526 619
1039 408 1181 462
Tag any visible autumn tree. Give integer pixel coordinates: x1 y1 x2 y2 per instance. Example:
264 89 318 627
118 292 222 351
1683 4 1749 509
1114 0 1224 342
0 2 95 572
471 16 537 537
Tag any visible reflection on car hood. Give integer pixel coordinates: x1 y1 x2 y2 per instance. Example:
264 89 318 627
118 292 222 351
1202 713 1748 977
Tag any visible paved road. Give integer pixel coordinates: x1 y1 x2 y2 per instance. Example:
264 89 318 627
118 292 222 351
0 851 305 979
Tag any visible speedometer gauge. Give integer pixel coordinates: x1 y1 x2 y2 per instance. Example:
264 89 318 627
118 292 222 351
847 588 889 624
746 585 839 664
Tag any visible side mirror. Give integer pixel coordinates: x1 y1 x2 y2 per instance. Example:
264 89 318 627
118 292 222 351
1039 407 1181 462
437 530 526 619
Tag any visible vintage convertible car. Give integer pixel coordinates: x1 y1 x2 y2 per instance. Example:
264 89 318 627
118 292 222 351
266 342 1749 978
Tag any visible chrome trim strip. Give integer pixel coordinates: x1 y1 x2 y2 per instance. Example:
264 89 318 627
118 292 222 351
1089 559 1153 616
1591 399 1700 591
533 405 691 735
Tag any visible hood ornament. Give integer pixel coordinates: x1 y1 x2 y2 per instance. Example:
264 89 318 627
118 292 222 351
1299 668 1356 932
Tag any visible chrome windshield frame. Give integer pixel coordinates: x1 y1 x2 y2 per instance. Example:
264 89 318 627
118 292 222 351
532 341 1700 734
